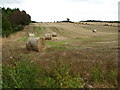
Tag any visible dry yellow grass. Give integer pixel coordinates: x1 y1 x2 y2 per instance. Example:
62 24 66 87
2 22 118 88
80 22 118 26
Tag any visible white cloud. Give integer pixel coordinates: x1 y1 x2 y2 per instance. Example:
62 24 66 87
0 0 119 22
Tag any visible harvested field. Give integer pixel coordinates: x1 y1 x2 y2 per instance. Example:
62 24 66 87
2 22 118 88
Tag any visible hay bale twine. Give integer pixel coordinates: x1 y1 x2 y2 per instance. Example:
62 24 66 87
52 32 57 37
45 33 52 40
26 37 45 51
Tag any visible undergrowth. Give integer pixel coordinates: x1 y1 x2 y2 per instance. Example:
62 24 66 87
89 65 117 86
2 54 117 88
2 55 118 88
2 54 83 88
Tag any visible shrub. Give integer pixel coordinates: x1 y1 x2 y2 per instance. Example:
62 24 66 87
2 55 83 88
103 70 117 84
14 25 24 32
90 66 117 85
2 15 13 37
90 66 104 83
51 65 83 88
2 55 39 88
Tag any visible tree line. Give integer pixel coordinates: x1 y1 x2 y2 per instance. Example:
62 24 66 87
1 7 31 37
81 20 120 23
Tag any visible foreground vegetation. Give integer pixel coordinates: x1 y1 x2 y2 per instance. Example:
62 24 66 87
2 54 118 88
2 55 83 88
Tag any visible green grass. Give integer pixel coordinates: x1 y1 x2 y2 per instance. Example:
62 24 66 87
90 66 117 84
2 53 117 88
46 41 67 50
2 54 83 88
35 34 43 37
45 36 108 50
74 36 105 42
51 46 67 50
2 55 39 88
19 37 28 42
35 27 46 31
90 66 104 83
34 27 45 37
62 35 112 44
46 41 65 46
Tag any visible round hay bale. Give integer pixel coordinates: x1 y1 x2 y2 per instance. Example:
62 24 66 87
28 33 35 37
92 29 97 33
45 33 52 40
26 37 45 51
52 32 57 37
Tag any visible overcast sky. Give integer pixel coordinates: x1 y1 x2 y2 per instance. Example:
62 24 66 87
0 0 119 22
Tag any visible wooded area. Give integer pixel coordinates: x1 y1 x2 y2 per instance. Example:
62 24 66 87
1 7 31 37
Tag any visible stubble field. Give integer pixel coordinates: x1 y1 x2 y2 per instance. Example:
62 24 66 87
2 22 119 88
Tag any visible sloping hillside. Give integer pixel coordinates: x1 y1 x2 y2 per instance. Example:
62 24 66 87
2 22 118 88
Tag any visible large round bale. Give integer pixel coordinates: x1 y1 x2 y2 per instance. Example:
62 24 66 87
26 37 45 51
52 32 57 37
92 29 97 33
45 33 52 40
